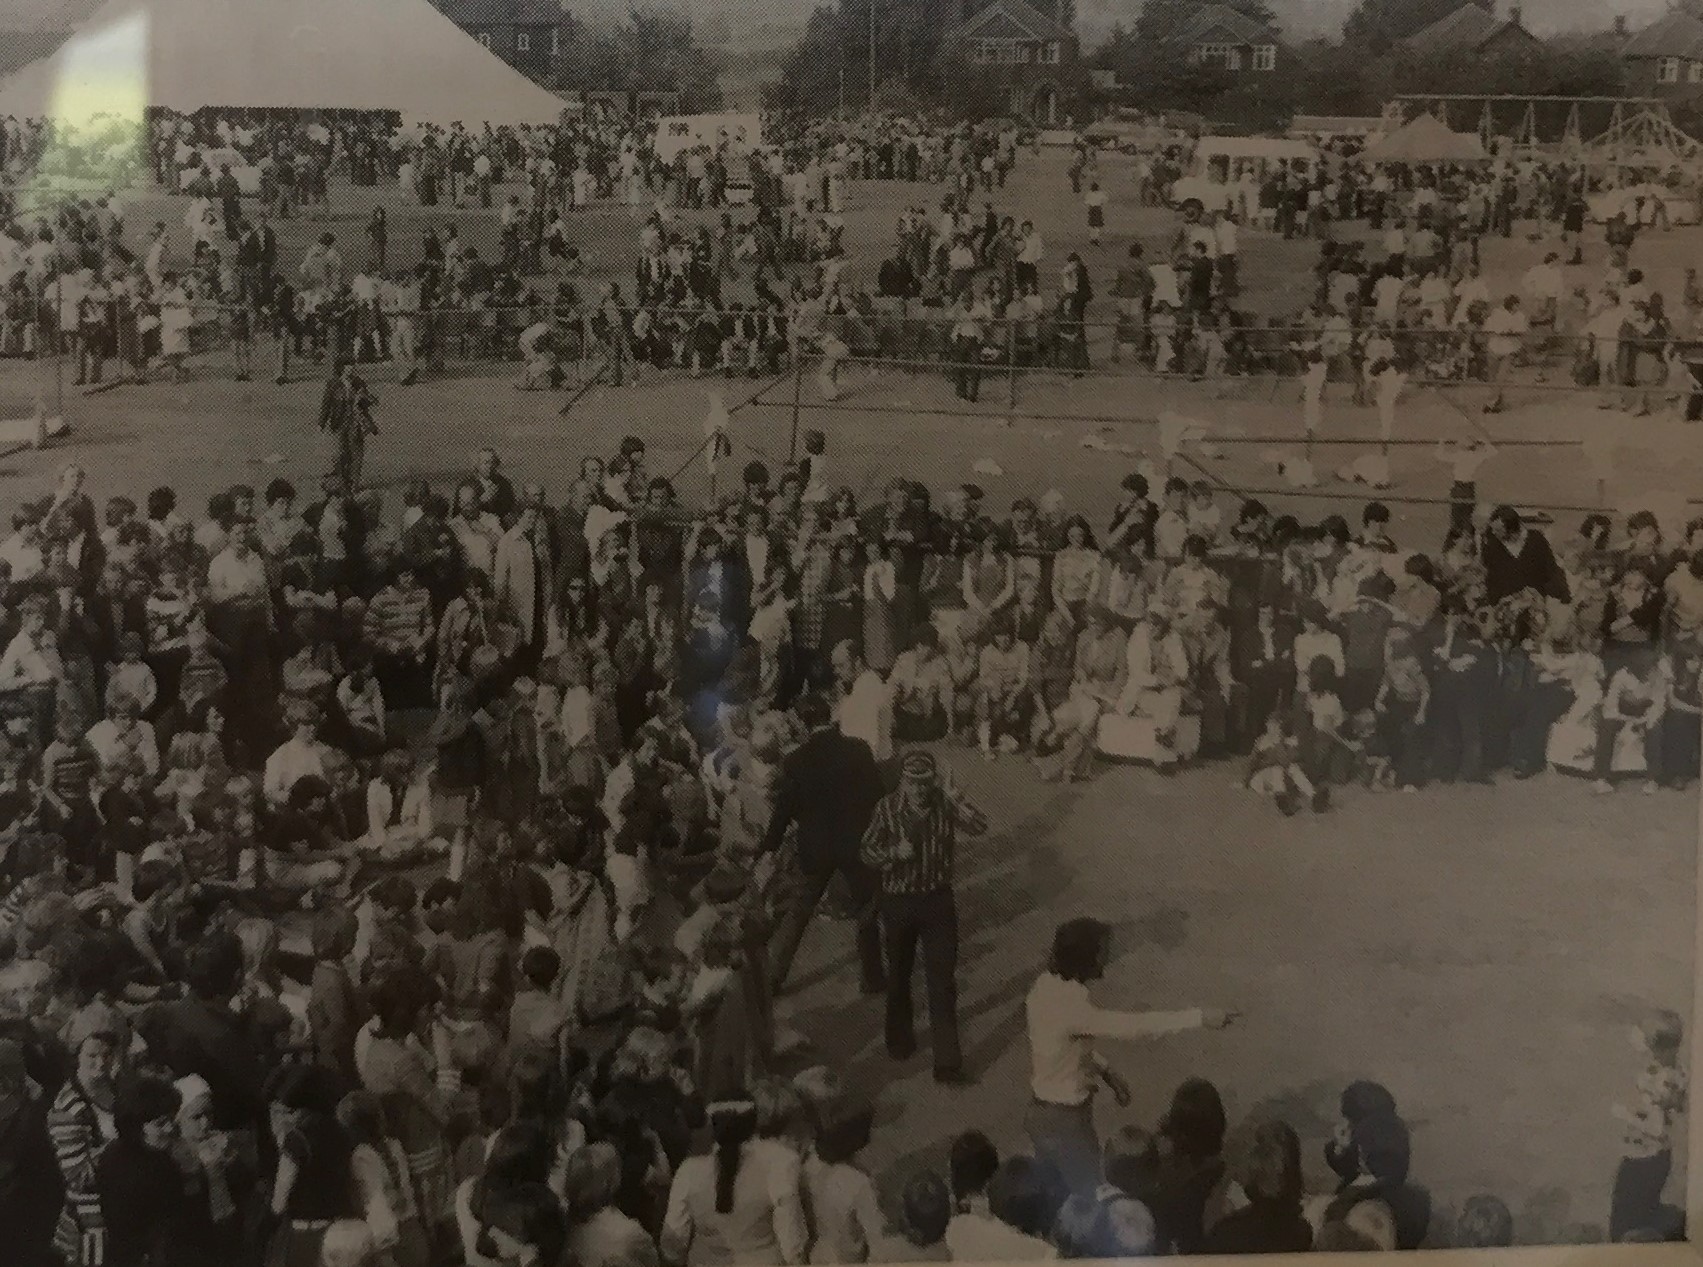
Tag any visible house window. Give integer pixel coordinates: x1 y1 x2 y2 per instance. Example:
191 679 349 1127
1659 56 1681 83
1041 41 1060 63
977 38 1026 64
517 32 530 52
1016 42 1032 62
1195 43 1242 70
477 31 492 47
1690 60 1703 82
1253 43 1276 70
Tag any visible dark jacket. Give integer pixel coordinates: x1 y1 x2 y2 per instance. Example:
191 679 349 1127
1202 1201 1314 1255
0 1092 62 1267
762 727 885 874
133 998 265 1133
96 1137 192 1267
1483 528 1569 606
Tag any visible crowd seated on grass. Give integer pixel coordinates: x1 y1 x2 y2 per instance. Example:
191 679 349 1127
0 427 1692 1265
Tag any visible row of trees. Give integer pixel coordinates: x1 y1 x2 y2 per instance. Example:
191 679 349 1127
552 6 725 111
762 0 1646 129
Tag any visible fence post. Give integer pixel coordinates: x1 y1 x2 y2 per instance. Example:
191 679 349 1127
787 330 804 465
53 275 63 422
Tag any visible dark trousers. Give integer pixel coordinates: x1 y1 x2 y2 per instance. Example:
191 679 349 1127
952 336 982 401
1449 480 1476 534
1507 677 1569 777
1430 671 1486 783
880 889 962 1074
769 860 885 995
1611 1149 1671 1241
1661 708 1701 785
1027 1097 1100 1199
1378 699 1427 788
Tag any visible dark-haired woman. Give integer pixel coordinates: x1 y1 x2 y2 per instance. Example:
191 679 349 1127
96 1076 194 1267
802 1099 882 1263
659 1098 808 1266
1149 1078 1228 1254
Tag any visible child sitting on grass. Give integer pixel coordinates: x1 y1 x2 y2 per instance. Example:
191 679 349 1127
1247 714 1316 816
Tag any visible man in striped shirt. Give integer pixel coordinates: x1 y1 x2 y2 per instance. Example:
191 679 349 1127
860 750 987 1085
363 562 435 709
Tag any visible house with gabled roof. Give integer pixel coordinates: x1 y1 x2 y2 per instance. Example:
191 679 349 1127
429 0 570 80
1398 1 1540 59
1170 3 1284 76
1621 7 1703 97
942 0 1084 124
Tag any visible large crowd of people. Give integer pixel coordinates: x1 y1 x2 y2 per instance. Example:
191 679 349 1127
7 102 1703 433
0 101 1692 1267
0 393 1693 1265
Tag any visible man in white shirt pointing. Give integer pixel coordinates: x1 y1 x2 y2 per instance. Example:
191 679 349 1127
1025 917 1237 1196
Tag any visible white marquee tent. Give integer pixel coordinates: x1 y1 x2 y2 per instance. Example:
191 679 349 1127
0 0 571 125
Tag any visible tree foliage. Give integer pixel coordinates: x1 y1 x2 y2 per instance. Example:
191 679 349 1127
764 0 964 118
558 6 725 110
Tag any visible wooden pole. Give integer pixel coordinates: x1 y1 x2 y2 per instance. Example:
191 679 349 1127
1004 317 1017 427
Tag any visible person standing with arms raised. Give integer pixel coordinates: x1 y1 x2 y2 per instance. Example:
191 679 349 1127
1026 917 1238 1198
860 750 986 1086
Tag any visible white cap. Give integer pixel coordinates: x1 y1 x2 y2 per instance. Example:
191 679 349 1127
174 1074 212 1109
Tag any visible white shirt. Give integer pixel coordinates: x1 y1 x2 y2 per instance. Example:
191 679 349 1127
836 670 893 762
366 776 433 844
85 718 160 777
1485 306 1529 358
263 736 327 805
1214 218 1238 255
558 684 594 749
1025 971 1204 1106
0 628 61 691
207 547 269 605
945 1207 1060 1263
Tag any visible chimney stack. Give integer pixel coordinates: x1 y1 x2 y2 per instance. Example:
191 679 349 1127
1613 14 1628 36
1507 3 1522 28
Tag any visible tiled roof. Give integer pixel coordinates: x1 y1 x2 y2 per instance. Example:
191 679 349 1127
1402 2 1508 54
949 0 1076 44
1622 8 1703 60
1172 3 1278 46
